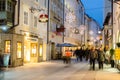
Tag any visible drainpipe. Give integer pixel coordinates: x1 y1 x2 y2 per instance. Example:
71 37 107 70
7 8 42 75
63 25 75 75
62 0 65 43
47 0 50 44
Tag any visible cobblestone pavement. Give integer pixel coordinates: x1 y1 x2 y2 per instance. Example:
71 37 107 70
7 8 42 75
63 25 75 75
0 60 120 80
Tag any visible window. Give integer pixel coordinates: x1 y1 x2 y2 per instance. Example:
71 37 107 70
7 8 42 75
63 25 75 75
44 0 47 8
5 41 11 53
36 0 39 2
7 0 13 12
34 16 37 27
39 45 43 57
31 43 37 57
24 11 28 25
17 42 22 58
0 0 5 11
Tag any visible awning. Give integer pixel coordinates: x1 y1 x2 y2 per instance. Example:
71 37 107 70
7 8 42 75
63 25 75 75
56 43 77 47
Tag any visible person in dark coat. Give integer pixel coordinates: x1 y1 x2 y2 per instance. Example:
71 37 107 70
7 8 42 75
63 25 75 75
89 47 98 70
73 48 79 62
98 48 105 69
78 48 83 61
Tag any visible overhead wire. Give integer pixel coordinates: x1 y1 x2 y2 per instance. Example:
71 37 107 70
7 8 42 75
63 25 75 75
84 6 111 11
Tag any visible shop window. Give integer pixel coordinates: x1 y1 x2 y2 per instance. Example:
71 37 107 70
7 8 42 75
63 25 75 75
5 41 11 53
39 45 43 57
17 42 22 58
31 43 37 57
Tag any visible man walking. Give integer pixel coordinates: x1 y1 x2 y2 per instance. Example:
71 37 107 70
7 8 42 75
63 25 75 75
89 47 98 70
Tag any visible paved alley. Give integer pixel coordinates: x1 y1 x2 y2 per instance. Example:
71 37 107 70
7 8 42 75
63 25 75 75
0 60 120 80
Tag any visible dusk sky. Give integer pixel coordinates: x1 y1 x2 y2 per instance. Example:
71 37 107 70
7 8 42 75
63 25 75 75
81 0 104 28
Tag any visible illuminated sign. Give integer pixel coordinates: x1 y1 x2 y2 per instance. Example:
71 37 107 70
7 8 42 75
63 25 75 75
115 49 120 60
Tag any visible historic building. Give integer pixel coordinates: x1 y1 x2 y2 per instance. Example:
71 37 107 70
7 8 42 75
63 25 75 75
0 0 49 67
64 0 85 46
112 0 120 70
47 0 64 60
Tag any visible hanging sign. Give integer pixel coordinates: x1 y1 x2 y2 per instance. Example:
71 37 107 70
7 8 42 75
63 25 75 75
39 14 48 22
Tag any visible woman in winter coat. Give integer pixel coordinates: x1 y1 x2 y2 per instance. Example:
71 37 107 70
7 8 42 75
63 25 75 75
98 48 105 69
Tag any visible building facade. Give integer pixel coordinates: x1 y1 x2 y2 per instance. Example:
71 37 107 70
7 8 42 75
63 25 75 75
64 0 85 46
0 0 49 67
88 18 101 47
113 0 120 70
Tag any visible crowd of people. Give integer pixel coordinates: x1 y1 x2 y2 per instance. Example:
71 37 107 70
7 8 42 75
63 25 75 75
64 46 112 70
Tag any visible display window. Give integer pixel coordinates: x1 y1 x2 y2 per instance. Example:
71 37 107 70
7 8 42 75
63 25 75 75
5 40 11 53
17 42 22 58
39 45 43 57
31 43 37 57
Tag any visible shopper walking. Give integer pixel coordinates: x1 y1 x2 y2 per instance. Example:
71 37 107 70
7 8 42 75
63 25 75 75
98 48 105 69
89 47 98 70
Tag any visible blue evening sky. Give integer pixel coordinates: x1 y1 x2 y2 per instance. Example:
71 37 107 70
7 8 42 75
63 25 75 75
81 0 104 28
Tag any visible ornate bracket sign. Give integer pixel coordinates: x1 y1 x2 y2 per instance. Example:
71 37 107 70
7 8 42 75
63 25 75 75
39 14 48 22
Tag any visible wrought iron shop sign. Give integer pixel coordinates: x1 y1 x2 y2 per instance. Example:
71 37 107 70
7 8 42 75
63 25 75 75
39 14 48 23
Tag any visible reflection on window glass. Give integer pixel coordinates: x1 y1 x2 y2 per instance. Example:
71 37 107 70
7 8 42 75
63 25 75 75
17 42 22 58
5 41 10 53
39 45 42 57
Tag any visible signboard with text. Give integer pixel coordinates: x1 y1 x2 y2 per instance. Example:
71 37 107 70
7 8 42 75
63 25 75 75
115 49 120 60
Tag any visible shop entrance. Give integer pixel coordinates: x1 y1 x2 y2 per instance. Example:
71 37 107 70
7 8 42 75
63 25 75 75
24 41 38 63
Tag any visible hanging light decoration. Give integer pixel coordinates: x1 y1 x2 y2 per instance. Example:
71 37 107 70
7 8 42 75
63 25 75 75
66 12 76 23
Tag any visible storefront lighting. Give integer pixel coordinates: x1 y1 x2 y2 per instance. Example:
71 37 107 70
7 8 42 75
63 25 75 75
25 32 30 37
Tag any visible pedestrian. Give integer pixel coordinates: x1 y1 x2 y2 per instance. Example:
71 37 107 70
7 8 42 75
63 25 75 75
78 48 83 62
98 48 105 70
89 47 98 70
85 48 89 61
65 49 72 64
73 48 79 62
104 48 110 65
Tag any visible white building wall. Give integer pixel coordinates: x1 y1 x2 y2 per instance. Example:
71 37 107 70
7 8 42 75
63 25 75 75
64 0 85 45
103 0 111 22
15 0 48 61
113 2 120 48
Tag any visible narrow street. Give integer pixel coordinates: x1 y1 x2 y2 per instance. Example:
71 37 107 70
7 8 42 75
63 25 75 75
0 59 120 80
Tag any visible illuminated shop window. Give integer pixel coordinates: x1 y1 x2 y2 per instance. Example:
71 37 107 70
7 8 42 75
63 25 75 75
31 43 37 57
17 42 22 58
39 45 43 57
5 41 11 53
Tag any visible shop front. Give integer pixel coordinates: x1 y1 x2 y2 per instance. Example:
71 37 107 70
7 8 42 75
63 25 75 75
23 36 43 63
0 33 43 67
0 33 24 67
